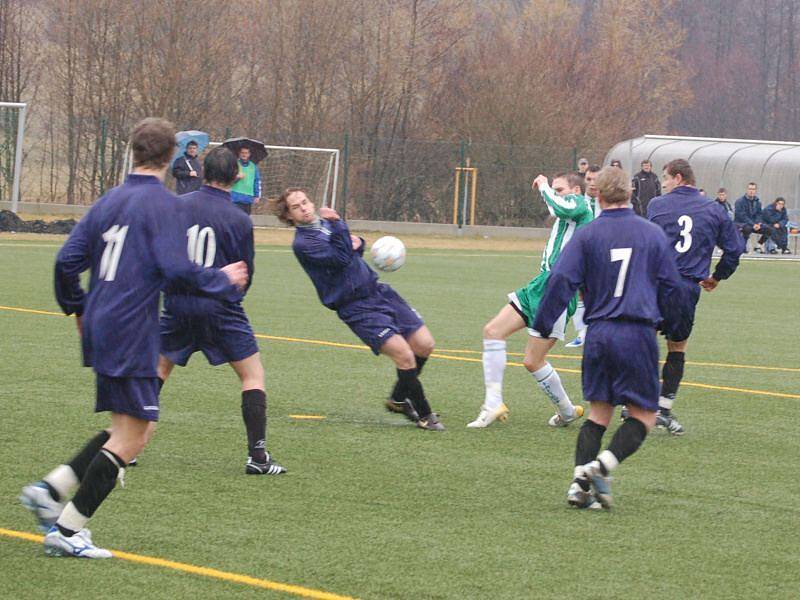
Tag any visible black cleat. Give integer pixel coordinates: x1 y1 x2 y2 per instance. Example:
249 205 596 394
245 453 287 475
385 398 420 423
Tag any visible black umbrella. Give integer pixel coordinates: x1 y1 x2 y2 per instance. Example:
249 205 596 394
222 137 269 164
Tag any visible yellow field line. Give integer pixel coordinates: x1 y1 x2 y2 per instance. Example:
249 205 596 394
0 527 355 600
290 414 327 420
1 304 798 399
0 528 353 600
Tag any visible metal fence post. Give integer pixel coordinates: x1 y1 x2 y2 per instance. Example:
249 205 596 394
99 117 108 195
340 133 350 219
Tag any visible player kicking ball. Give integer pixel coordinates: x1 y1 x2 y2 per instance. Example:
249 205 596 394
532 167 688 509
157 147 285 475
271 189 444 431
468 172 593 429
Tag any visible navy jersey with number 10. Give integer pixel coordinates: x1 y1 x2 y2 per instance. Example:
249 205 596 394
532 208 688 338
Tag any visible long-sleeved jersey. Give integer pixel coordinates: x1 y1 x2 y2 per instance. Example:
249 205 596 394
538 182 594 273
54 174 239 377
647 185 743 282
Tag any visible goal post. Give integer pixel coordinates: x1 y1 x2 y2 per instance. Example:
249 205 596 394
0 101 28 213
122 141 340 209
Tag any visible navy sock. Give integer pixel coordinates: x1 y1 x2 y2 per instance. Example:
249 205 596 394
660 351 685 405
67 430 111 484
241 389 267 463
62 449 125 536
605 417 648 469
397 368 432 418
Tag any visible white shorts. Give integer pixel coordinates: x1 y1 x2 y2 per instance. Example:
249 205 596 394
507 291 569 340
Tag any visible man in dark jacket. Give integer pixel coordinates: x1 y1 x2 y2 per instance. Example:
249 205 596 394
715 188 734 220
172 140 203 195
761 197 790 254
734 182 773 252
631 160 660 216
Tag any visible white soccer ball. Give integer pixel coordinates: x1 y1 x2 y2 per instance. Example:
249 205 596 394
370 235 406 272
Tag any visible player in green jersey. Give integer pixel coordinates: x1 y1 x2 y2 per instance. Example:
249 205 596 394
468 172 594 429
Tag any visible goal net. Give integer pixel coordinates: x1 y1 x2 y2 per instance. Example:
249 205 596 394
0 102 27 211
124 141 340 209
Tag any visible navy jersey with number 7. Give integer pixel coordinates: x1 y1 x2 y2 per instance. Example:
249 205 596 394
532 208 688 338
54 174 241 378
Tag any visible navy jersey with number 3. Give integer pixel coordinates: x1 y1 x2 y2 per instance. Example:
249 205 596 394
54 174 240 378
647 186 743 282
532 208 687 338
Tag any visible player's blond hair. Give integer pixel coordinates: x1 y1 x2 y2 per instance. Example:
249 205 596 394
596 166 631 205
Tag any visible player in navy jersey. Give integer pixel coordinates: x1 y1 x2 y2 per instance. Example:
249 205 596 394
20 119 248 558
157 147 285 475
533 167 688 509
270 188 444 431
646 159 743 435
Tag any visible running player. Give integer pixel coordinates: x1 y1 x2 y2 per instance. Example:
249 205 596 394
468 172 593 429
271 188 444 431
646 159 743 435
20 118 248 558
158 147 285 475
532 166 688 508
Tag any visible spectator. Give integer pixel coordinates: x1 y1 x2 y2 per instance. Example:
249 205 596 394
610 159 622 168
715 188 734 220
230 147 261 215
631 159 661 216
734 182 773 252
172 140 203 195
761 197 791 254
578 157 589 177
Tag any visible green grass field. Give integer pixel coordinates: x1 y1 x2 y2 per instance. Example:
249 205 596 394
1 236 798 599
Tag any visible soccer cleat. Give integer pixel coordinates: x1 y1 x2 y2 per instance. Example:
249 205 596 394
20 482 64 532
466 403 509 428
43 526 112 559
245 453 287 475
564 334 585 348
128 457 138 467
583 461 613 509
567 481 602 510
620 406 630 421
385 397 420 423
782 249 792 255
548 404 584 427
417 412 445 431
656 411 685 436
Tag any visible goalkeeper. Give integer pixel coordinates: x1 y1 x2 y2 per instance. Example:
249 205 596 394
467 172 594 429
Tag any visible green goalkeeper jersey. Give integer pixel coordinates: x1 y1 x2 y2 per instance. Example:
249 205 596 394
538 184 594 272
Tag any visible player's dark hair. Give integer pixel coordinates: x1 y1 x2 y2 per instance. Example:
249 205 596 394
553 172 586 195
270 187 307 225
641 159 651 166
717 187 726 193
610 159 622 167
187 140 198 148
203 147 239 186
663 159 696 186
130 118 175 169
587 164 601 173
775 197 785 204
747 182 757 187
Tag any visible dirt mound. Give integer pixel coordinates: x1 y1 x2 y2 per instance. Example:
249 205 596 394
0 210 77 234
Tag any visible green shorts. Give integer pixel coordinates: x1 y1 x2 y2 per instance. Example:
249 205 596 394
508 271 577 339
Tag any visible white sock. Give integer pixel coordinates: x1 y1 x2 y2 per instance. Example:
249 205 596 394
572 301 585 332
482 339 507 410
597 450 620 473
43 464 79 501
532 362 573 415
56 502 88 534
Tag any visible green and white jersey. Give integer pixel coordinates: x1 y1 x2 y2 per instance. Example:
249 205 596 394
538 183 594 272
587 194 602 218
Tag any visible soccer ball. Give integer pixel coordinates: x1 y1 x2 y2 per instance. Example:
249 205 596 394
370 236 406 272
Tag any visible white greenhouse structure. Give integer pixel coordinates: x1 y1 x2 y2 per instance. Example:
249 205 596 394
605 135 800 213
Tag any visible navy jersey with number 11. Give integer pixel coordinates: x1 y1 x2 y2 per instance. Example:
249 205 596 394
532 208 688 338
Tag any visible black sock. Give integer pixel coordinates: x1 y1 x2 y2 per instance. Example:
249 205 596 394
390 355 430 401
241 389 267 463
158 378 165 391
62 449 125 536
66 430 111 485
397 368 432 418
576 420 606 467
660 351 685 411
605 417 648 470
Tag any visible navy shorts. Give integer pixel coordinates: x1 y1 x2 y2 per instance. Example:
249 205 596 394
160 305 259 367
664 276 701 342
582 320 659 412
337 283 424 354
95 374 161 422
